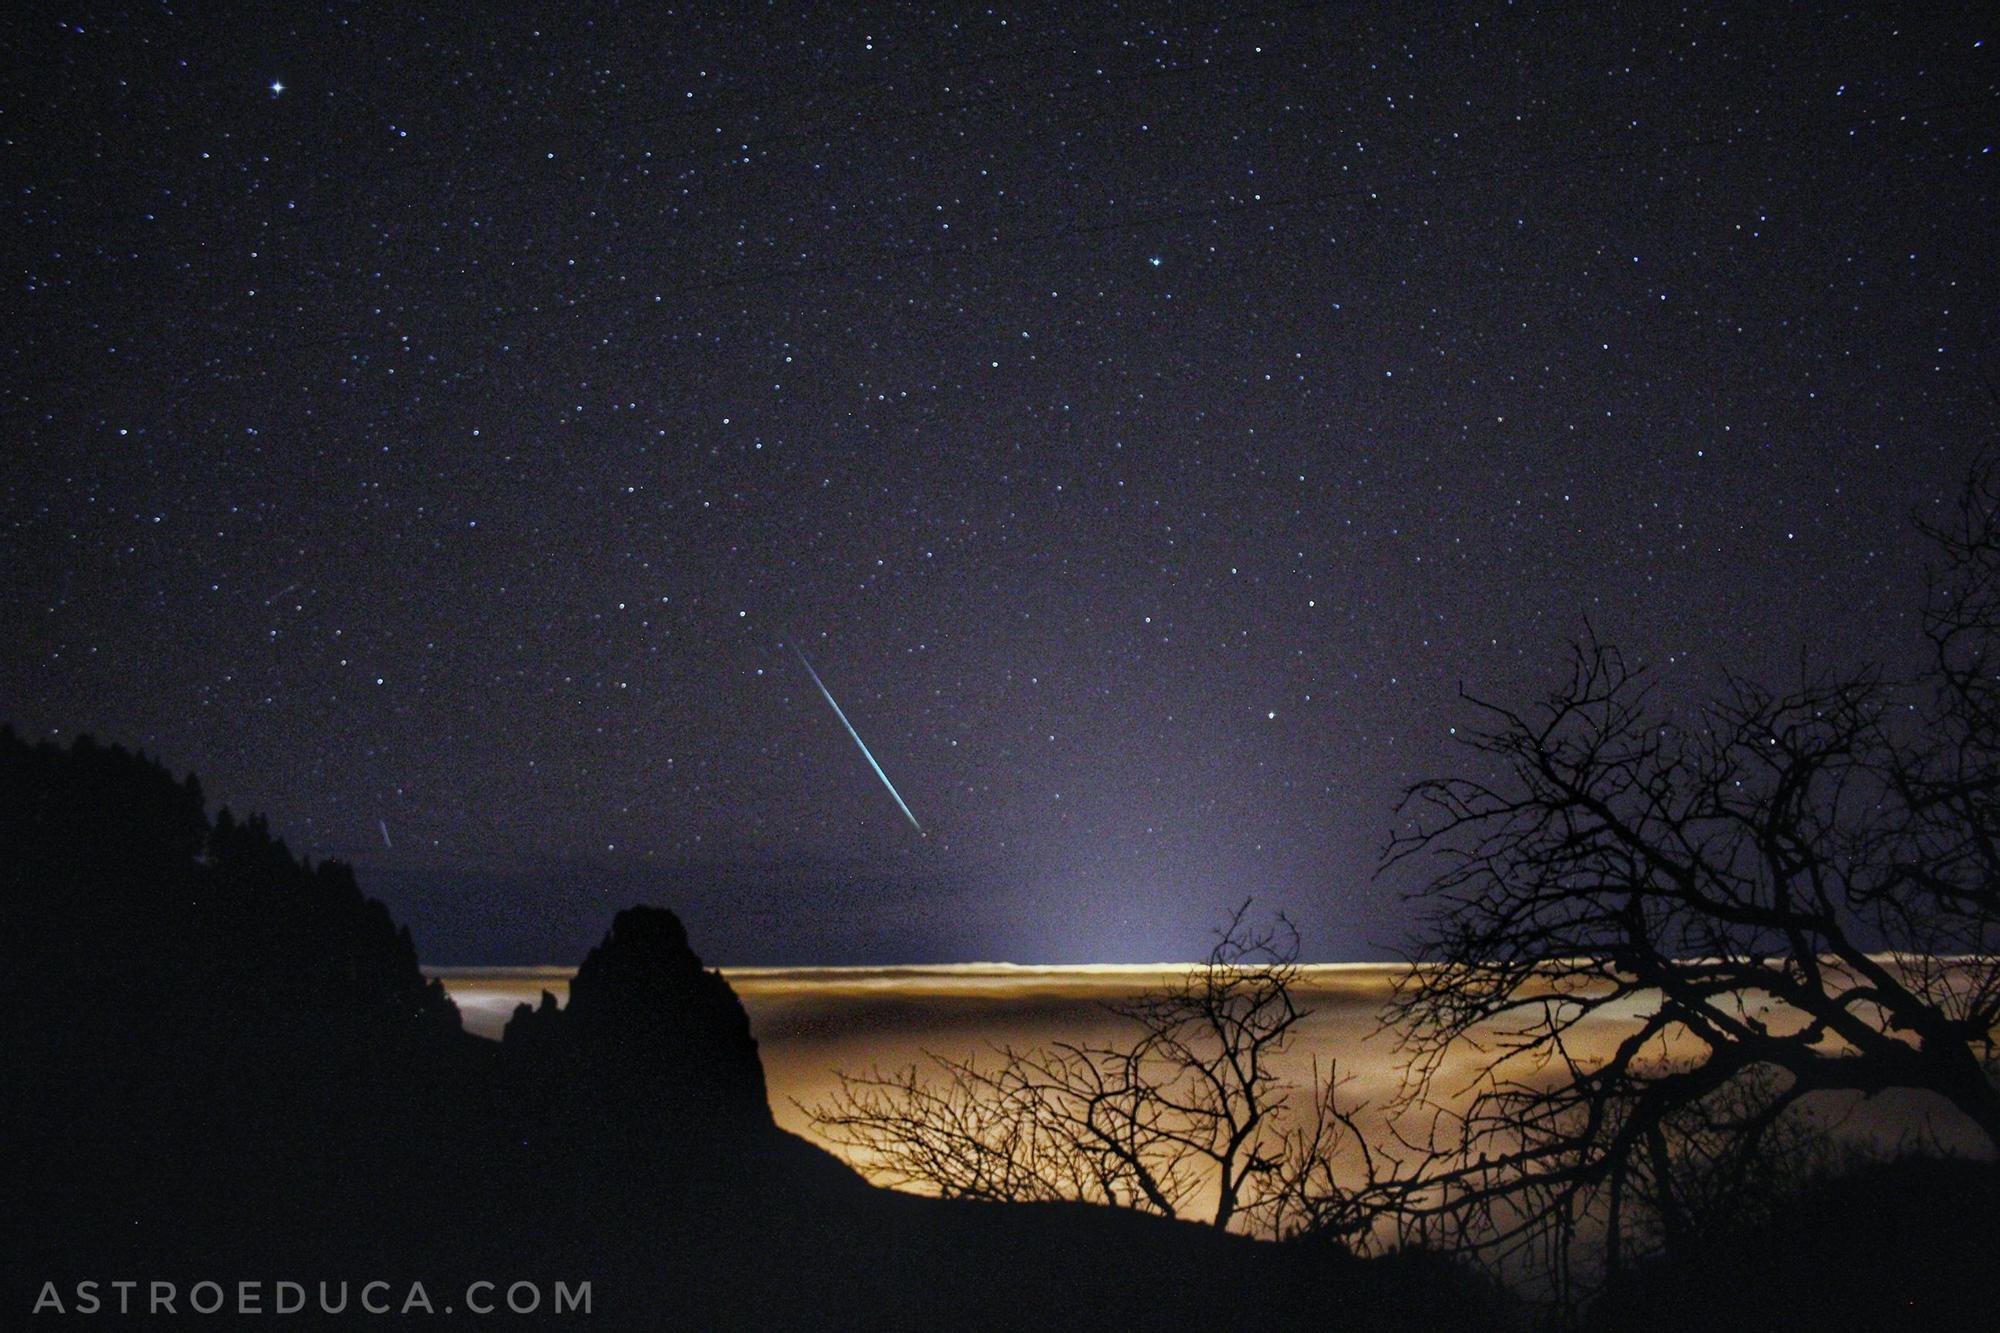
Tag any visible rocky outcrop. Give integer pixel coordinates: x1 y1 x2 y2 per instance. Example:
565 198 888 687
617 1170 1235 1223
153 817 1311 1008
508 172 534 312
503 905 771 1127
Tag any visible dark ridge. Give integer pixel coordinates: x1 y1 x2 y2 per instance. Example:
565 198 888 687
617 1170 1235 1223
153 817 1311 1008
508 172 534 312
1 728 1507 1329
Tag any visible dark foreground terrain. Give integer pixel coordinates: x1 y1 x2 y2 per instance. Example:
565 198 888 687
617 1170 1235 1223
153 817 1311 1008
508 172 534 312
1 730 1501 1329
11 729 1995 1329
1589 1154 2000 1333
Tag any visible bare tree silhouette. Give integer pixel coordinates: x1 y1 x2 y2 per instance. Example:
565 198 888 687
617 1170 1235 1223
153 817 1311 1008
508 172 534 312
803 902 1376 1239
1370 460 2000 1291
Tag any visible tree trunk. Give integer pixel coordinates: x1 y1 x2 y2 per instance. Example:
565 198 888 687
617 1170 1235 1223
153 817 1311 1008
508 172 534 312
1939 1051 2000 1153
1644 1121 1690 1259
1212 1160 1238 1231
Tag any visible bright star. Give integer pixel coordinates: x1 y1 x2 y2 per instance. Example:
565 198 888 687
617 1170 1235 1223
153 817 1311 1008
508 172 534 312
1147 256 1162 268
269 80 285 96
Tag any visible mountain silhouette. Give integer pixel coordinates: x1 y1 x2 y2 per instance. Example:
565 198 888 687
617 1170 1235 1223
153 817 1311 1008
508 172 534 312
502 904 771 1127
2 728 1508 1329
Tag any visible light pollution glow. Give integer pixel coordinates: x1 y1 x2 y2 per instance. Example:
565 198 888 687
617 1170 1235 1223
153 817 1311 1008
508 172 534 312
433 963 1992 1197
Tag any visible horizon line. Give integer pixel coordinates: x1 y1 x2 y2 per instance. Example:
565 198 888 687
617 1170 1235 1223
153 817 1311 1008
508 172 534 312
426 960 1408 977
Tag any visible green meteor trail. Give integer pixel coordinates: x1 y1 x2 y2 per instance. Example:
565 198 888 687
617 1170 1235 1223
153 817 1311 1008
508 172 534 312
795 648 922 833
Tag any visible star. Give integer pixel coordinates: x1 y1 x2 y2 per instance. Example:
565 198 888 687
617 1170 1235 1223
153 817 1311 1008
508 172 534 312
6 0 1983 969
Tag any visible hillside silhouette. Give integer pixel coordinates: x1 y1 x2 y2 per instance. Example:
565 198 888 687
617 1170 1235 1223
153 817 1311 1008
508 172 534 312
1 729 1504 1329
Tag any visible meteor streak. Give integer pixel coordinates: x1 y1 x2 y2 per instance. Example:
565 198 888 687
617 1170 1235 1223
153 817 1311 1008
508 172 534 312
795 648 922 833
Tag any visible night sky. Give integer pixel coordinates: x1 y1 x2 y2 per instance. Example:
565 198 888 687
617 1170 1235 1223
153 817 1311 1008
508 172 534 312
5 2 1996 964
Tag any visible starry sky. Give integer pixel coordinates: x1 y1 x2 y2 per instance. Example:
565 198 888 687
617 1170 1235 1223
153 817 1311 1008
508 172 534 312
5 2 1996 965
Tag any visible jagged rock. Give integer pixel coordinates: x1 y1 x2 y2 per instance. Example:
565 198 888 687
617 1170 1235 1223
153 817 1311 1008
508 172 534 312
501 989 563 1059
503 905 771 1126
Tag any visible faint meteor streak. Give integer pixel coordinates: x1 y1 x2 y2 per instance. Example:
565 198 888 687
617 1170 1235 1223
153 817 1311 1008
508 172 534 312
795 648 922 833
379 819 393 849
